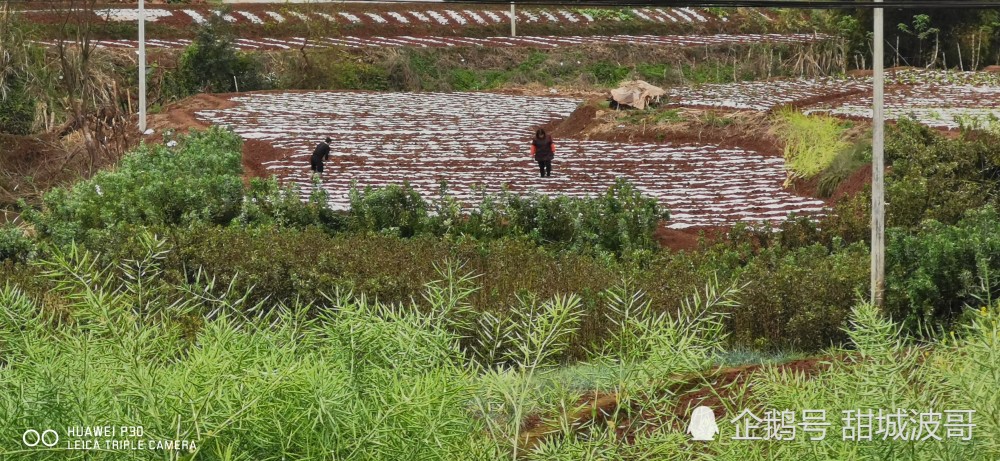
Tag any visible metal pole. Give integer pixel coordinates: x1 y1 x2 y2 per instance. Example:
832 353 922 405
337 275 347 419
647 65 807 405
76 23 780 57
510 2 516 37
139 0 147 133
871 0 885 307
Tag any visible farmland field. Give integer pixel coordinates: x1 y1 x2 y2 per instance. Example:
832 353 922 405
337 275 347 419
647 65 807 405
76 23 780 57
9 2 1000 460
44 32 829 51
663 68 1000 130
194 91 827 229
21 6 746 27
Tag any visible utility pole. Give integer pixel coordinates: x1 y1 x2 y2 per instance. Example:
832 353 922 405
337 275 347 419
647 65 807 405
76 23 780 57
139 0 147 133
871 0 885 307
510 1 516 37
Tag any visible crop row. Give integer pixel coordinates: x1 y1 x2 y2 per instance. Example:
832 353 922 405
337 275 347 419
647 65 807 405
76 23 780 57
42 33 827 51
94 8 724 26
194 91 825 229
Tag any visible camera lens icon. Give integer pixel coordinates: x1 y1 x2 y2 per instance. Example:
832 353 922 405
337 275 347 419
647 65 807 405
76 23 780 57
22 429 59 447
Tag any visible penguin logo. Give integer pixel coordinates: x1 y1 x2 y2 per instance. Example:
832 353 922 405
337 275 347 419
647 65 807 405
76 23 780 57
688 406 719 441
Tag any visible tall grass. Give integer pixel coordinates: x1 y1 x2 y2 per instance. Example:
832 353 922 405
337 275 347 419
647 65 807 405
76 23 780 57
772 108 853 185
2 234 996 460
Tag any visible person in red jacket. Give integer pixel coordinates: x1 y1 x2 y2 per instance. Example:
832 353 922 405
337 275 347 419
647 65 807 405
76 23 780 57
530 129 555 177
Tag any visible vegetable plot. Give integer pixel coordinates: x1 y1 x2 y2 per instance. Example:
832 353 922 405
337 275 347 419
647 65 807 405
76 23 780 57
49 33 827 51
33 7 745 27
194 91 825 229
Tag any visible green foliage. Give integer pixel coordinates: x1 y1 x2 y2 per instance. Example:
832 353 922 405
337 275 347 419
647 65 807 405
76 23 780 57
0 77 34 135
885 119 1000 228
449 68 509 91
0 7 37 135
26 127 245 243
499 179 666 257
574 8 636 22
239 176 346 232
885 207 1000 336
730 242 869 350
587 62 630 86
348 182 429 238
701 111 734 128
635 62 670 83
774 109 852 183
0 225 33 262
681 61 738 84
177 12 266 93
0 242 484 461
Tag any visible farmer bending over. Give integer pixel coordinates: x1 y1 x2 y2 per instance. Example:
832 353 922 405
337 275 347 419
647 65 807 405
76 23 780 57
530 129 555 177
311 137 332 177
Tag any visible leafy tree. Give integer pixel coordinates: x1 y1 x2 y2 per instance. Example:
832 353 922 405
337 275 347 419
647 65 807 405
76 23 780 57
177 10 265 93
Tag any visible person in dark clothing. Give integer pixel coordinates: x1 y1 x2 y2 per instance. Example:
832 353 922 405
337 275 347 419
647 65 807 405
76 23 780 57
530 129 555 177
311 137 332 176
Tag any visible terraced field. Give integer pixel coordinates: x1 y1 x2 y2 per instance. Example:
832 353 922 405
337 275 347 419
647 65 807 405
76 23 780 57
52 32 828 51
664 69 1000 130
193 91 826 229
665 77 867 111
806 70 1000 129
22 6 747 27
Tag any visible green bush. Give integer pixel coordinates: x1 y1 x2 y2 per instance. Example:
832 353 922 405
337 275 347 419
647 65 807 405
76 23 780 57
0 225 33 262
730 242 868 350
239 177 346 232
26 127 245 243
448 68 508 91
587 62 630 86
575 8 636 21
816 139 870 198
885 119 1000 228
635 62 670 83
494 179 667 257
0 78 35 135
177 13 266 93
885 207 1000 335
348 183 429 238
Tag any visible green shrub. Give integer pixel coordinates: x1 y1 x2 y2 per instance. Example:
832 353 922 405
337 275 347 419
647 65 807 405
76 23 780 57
575 8 636 21
0 78 34 135
587 62 630 86
239 177 346 232
177 12 266 93
348 183 429 238
885 119 1000 228
816 139 870 198
448 68 508 91
26 127 245 242
0 225 33 262
730 242 868 350
635 62 669 83
885 207 1000 335
497 179 666 257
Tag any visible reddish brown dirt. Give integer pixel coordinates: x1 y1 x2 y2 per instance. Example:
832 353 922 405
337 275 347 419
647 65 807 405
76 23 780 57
830 163 872 202
549 103 598 138
0 134 63 204
146 93 279 184
670 357 829 425
654 224 729 251
147 93 235 139
583 106 785 158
